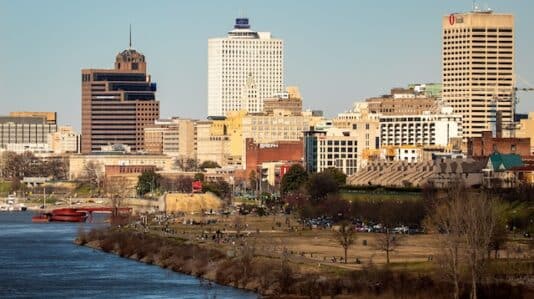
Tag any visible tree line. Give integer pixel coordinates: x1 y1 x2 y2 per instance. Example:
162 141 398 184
136 169 231 199
0 151 67 181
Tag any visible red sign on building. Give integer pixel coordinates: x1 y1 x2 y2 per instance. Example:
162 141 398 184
192 180 203 193
449 14 455 25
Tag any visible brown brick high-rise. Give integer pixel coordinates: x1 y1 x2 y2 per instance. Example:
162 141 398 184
81 48 159 153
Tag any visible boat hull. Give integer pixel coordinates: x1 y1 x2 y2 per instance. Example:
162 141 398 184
49 215 87 222
50 208 87 222
32 216 50 223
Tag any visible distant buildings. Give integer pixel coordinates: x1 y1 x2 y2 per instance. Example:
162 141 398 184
0 114 58 151
380 107 462 148
9 112 57 125
208 17 284 117
144 118 196 158
442 10 515 139
244 138 303 178
407 83 442 99
81 45 159 153
467 131 530 157
365 87 440 116
515 112 534 154
68 152 172 180
242 110 316 144
263 86 302 116
195 120 232 167
48 126 80 154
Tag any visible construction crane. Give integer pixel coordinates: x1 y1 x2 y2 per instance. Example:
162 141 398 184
491 86 534 138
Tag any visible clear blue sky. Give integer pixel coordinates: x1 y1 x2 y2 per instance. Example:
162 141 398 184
1 0 533 130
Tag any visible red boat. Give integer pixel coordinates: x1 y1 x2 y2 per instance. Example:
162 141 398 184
49 208 88 222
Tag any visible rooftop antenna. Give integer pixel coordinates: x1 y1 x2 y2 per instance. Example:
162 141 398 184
129 24 132 49
472 1 480 12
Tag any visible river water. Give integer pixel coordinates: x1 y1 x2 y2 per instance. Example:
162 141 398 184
0 212 257 299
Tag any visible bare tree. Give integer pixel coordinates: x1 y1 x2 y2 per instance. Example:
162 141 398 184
237 239 256 287
374 199 402 265
82 161 103 194
375 228 401 265
425 184 500 299
175 156 199 172
424 184 465 299
464 194 497 299
103 177 131 224
335 221 356 264
233 216 243 236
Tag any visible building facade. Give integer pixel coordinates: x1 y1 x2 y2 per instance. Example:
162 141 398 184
516 112 534 154
467 131 530 157
9 112 57 125
364 88 440 116
244 138 303 177
68 153 172 180
48 126 80 154
208 18 284 117
380 107 462 147
242 110 313 144
144 118 196 158
0 116 57 149
195 121 232 167
81 47 159 153
263 86 302 116
304 128 361 176
442 11 515 139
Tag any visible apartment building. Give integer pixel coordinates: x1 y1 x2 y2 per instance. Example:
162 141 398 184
380 107 462 147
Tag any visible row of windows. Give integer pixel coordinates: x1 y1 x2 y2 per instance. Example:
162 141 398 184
444 28 512 34
443 46 513 52
319 154 356 159
444 34 512 40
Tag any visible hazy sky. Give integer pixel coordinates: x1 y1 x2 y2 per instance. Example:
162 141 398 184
1 0 533 130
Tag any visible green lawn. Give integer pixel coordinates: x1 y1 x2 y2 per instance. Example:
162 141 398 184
0 181 11 195
340 190 422 202
74 183 93 196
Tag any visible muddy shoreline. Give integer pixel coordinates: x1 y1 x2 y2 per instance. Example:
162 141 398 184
75 228 532 299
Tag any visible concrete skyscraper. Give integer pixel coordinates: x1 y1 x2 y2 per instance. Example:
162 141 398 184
442 9 515 139
81 44 159 153
208 18 284 118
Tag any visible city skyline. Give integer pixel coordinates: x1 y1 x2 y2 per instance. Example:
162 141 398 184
1 0 534 129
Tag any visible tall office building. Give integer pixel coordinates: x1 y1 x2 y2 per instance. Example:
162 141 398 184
442 10 515 139
208 18 284 117
81 45 159 153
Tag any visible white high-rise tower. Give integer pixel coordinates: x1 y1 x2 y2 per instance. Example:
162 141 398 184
208 18 284 118
442 10 515 139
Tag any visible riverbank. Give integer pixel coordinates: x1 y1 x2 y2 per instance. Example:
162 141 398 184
76 227 533 298
0 212 252 299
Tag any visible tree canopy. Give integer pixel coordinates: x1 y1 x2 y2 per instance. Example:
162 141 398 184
280 164 308 196
306 172 340 202
199 160 221 170
322 167 347 187
136 170 162 196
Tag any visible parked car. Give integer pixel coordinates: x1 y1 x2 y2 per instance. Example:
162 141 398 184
393 226 409 234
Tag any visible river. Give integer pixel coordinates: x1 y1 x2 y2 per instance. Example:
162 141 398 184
0 212 257 299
